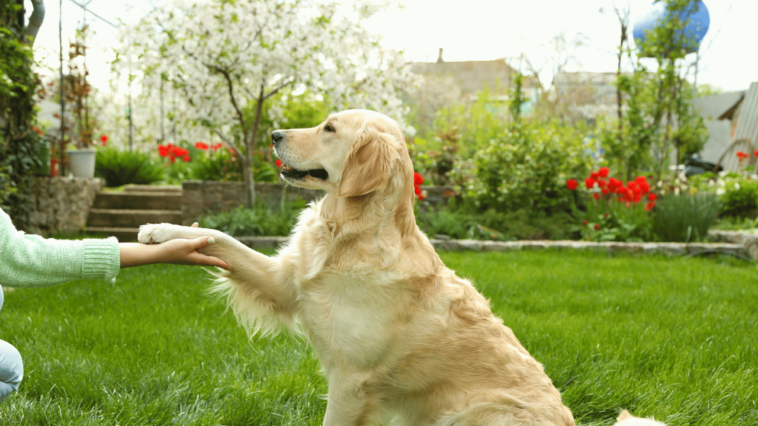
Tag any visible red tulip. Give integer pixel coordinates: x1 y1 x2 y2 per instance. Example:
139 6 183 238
183 155 191 162
635 176 647 184
645 202 656 211
593 193 601 200
195 141 209 150
608 178 622 189
158 145 170 158
648 193 658 201
100 135 108 143
594 224 600 230
598 167 610 178
414 171 424 186
566 179 578 190
414 185 422 195
275 159 283 167
212 143 222 150
585 177 596 189
638 181 650 194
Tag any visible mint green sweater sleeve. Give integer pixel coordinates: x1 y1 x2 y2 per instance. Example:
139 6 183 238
0 208 120 287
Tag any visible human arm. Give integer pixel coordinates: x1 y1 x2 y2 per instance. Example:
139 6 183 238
0 209 119 287
119 234 229 270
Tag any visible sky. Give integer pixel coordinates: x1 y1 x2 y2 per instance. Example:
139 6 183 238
26 0 758 94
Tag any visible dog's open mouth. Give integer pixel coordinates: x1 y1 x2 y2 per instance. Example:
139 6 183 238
280 163 329 181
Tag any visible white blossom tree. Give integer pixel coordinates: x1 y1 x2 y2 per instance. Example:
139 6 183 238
115 0 416 207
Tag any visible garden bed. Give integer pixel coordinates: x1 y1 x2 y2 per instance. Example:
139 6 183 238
234 231 757 260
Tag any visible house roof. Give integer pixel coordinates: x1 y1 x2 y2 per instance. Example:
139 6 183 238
693 90 745 120
731 82 758 143
410 58 534 95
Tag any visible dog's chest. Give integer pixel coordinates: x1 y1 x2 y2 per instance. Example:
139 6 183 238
300 271 405 368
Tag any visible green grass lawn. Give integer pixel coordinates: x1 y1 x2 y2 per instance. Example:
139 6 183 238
0 251 756 425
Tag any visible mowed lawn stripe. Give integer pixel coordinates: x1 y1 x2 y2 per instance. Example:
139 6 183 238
0 251 756 425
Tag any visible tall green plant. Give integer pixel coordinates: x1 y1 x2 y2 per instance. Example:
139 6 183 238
95 148 165 187
0 1 43 228
653 192 719 242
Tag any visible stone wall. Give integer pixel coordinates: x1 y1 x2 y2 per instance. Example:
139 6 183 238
182 181 456 224
182 181 322 225
27 177 104 236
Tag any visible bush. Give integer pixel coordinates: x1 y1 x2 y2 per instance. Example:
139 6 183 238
198 198 307 237
720 178 758 219
95 147 165 187
651 192 720 242
577 199 655 242
457 120 592 215
189 148 243 182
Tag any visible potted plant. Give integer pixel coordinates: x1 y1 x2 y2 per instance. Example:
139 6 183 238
64 24 97 178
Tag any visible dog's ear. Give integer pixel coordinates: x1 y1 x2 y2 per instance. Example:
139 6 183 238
337 122 398 198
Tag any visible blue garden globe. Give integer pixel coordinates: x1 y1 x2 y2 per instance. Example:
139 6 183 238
632 0 710 56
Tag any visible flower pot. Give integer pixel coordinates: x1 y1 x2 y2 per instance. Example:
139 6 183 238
66 149 97 178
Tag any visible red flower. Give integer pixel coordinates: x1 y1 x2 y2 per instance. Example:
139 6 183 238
100 135 108 143
598 167 610 178
645 202 656 211
158 144 170 158
183 155 191 162
594 224 600 230
170 156 176 163
171 146 189 157
585 177 596 189
635 176 647 184
754 149 758 157
195 141 209 150
590 172 599 180
418 193 425 201
275 159 283 167
648 193 658 201
229 147 236 155
414 171 424 186
31 126 43 135
414 185 422 195
593 193 601 200
566 179 578 190
602 188 609 195
212 143 222 150
608 178 622 189
638 181 650 194
737 151 749 162
583 220 588 225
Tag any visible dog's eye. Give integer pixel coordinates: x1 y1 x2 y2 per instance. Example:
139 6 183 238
324 123 335 133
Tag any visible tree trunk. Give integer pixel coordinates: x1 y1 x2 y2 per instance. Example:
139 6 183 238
244 86 266 209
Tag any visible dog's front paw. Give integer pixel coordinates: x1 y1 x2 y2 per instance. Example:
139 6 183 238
138 223 179 244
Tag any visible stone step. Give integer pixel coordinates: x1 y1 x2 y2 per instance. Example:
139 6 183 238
87 209 183 228
85 227 141 242
93 192 183 211
123 184 182 193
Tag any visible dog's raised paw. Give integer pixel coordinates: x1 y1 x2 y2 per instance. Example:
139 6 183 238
138 224 168 244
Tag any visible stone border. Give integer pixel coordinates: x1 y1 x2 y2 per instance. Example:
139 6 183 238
234 235 755 260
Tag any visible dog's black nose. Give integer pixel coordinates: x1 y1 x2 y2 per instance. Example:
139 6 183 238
272 130 285 146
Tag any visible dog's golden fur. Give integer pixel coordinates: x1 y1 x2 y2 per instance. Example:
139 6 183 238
139 110 578 425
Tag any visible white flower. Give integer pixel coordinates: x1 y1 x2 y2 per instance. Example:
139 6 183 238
716 188 726 195
717 179 726 187
735 182 740 190
674 187 680 195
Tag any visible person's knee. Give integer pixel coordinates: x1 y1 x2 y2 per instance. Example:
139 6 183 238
0 340 23 403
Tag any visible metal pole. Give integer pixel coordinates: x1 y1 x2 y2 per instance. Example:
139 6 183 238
59 0 66 176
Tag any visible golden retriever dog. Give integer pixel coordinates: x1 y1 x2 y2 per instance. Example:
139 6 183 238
139 110 653 425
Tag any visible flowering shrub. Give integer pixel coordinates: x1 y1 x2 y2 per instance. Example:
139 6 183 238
158 143 191 163
456 120 592 214
690 172 758 219
567 168 657 242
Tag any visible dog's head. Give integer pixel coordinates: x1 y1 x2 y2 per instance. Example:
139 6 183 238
272 109 412 199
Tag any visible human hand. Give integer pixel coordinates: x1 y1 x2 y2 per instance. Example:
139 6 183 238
120 223 230 270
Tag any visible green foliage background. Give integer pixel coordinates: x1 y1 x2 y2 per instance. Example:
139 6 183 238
0 1 43 228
